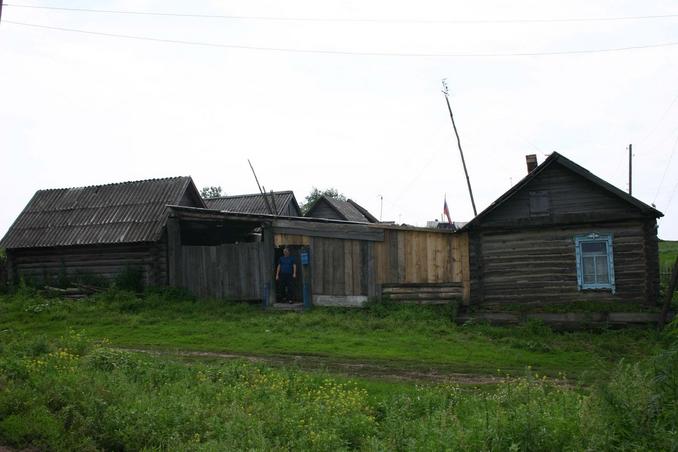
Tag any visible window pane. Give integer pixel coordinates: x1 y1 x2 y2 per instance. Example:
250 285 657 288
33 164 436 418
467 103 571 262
583 256 595 283
581 241 606 254
595 256 609 283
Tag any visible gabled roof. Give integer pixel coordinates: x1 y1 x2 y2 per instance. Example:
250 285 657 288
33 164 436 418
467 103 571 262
0 176 204 249
461 152 662 230
305 196 379 223
204 191 301 216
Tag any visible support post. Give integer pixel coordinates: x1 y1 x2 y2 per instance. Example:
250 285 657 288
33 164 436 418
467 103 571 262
261 223 276 307
301 246 311 310
167 216 182 287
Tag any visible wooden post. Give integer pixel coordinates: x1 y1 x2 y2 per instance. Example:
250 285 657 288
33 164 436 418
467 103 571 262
261 223 276 307
658 256 678 329
167 217 182 287
5 249 15 286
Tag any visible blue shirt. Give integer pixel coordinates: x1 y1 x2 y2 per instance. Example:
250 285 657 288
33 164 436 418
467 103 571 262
279 255 295 274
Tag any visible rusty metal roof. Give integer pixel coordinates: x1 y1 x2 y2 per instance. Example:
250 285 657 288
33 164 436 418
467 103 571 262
0 176 204 249
204 191 301 216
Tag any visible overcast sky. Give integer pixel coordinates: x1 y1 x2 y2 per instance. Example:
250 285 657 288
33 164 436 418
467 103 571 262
1 0 677 239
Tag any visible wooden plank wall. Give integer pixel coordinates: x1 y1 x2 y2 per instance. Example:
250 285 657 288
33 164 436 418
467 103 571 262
179 242 264 300
8 243 166 286
473 220 653 306
302 229 469 301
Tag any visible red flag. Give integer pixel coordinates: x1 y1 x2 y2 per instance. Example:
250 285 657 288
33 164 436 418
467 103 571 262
443 197 452 224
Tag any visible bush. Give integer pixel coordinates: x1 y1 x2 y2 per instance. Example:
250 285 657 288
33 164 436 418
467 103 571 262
114 266 144 293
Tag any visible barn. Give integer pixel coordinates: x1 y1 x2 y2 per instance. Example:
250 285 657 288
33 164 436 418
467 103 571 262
0 177 205 286
463 152 663 308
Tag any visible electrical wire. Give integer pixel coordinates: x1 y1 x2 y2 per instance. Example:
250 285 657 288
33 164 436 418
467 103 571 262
5 3 678 24
5 20 678 57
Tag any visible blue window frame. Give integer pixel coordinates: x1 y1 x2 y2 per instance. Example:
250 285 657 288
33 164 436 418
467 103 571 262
575 233 615 292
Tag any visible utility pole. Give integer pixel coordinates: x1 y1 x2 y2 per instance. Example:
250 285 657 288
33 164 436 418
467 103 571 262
628 144 633 195
247 159 274 215
379 195 383 221
0 0 4 24
442 79 477 216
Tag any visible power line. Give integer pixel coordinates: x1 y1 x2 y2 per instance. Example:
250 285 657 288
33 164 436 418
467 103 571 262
654 130 678 203
5 3 678 24
5 20 678 58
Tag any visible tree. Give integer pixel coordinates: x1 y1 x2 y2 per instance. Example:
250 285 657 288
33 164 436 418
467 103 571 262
301 187 346 215
200 186 223 199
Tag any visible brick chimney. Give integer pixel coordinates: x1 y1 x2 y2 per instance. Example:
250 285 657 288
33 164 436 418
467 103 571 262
526 154 538 173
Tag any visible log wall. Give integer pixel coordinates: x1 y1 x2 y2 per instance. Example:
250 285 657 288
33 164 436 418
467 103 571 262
470 219 658 306
7 242 168 287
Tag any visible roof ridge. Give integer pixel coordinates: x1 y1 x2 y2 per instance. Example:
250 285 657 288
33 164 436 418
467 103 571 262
36 176 191 192
208 190 294 200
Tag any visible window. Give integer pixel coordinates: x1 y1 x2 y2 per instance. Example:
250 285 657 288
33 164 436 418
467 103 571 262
575 233 615 292
529 191 551 216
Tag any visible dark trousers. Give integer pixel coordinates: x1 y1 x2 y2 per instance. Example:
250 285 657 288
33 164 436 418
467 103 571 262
279 273 295 301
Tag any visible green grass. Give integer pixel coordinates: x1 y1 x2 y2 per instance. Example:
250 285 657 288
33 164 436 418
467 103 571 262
660 239 678 271
0 289 662 380
1 327 677 451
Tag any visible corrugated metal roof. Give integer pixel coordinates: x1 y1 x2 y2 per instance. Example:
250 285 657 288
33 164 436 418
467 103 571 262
306 196 378 223
0 177 200 249
204 191 300 216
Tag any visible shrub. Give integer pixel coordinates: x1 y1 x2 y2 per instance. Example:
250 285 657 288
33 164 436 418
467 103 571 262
114 266 144 293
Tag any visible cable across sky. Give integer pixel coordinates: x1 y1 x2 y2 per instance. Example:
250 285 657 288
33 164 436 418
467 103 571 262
4 20 678 58
4 3 678 24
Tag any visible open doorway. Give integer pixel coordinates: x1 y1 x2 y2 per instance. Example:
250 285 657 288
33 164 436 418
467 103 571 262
274 245 304 303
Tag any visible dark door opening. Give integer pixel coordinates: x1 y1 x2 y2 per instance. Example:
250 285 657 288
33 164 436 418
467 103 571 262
274 245 304 303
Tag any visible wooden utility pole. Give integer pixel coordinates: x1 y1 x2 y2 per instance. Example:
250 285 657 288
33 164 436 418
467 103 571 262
628 144 633 195
248 159 274 215
442 80 477 216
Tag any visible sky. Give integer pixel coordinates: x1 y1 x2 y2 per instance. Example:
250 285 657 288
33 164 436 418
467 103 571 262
1 0 677 239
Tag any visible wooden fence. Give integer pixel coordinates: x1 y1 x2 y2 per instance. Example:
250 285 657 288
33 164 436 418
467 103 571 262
179 243 265 300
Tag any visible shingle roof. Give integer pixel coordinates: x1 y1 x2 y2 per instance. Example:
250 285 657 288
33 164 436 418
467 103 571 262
460 152 663 230
0 177 203 249
306 196 378 223
204 191 300 216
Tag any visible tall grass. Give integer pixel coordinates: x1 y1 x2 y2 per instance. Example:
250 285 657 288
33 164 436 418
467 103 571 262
1 319 677 451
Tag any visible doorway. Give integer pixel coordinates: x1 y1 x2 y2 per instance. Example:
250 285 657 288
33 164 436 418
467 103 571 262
274 245 304 303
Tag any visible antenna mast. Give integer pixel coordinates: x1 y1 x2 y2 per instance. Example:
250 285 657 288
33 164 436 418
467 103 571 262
442 79 477 216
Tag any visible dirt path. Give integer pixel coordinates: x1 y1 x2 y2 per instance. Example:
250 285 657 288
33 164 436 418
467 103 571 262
121 347 521 385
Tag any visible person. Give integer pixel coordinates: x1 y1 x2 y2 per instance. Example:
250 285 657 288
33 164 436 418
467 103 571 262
276 247 296 303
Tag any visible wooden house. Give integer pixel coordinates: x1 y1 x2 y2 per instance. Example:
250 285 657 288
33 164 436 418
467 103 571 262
0 177 205 286
204 191 301 216
304 196 378 223
462 152 663 307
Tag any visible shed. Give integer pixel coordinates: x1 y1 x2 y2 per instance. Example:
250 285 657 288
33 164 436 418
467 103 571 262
304 196 378 223
0 177 205 286
462 152 663 307
165 206 470 306
205 191 301 216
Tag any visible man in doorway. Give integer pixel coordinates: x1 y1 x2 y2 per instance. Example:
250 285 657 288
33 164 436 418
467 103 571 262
276 247 297 303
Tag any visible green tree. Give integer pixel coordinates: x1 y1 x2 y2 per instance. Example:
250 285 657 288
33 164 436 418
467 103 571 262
301 187 346 215
200 186 223 199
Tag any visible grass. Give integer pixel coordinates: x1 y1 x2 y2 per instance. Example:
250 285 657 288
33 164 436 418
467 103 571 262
0 289 662 380
660 239 678 271
1 323 677 451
